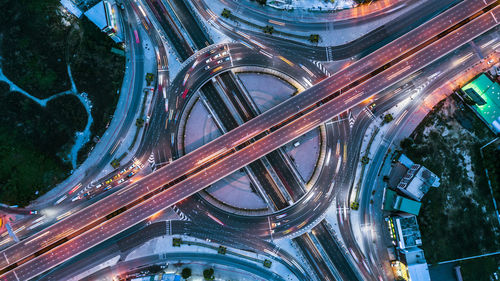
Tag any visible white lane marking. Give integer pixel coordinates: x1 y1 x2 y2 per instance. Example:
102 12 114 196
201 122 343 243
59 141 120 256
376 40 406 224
491 12 498 23
13 270 20 281
3 252 9 264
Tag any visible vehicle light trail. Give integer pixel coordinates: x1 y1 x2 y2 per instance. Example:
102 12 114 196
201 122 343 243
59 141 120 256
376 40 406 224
1 1 498 278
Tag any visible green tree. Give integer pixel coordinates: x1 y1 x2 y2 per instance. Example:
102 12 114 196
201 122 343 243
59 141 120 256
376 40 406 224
203 268 214 280
383 113 394 123
136 117 145 128
308 34 320 43
181 267 192 279
221 8 231 18
262 25 274 34
361 155 369 164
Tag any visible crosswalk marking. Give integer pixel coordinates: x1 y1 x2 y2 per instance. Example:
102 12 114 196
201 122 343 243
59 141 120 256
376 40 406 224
148 152 155 165
313 61 331 77
166 220 172 236
363 107 376 120
171 205 189 221
348 111 356 128
325 47 333 61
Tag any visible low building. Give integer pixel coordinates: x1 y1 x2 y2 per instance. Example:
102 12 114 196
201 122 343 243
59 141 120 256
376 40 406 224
383 189 421 216
396 163 440 201
386 215 422 250
387 215 431 281
400 247 431 281
60 0 83 18
61 0 124 43
460 73 500 134
398 154 414 169
84 1 123 43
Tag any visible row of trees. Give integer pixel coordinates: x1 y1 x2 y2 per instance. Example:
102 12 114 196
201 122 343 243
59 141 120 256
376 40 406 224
180 267 214 280
221 9 320 43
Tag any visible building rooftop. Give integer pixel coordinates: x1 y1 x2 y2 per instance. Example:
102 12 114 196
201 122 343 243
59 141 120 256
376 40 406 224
461 73 500 133
60 0 83 18
393 196 421 215
84 1 107 30
398 154 414 169
397 165 439 201
394 215 422 249
407 263 431 281
383 189 421 215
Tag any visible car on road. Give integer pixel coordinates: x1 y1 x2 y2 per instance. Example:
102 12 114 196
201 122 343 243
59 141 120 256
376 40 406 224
204 65 210 70
216 59 223 64
276 213 287 219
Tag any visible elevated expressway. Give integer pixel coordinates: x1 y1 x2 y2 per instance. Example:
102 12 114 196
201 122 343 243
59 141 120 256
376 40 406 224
0 0 499 280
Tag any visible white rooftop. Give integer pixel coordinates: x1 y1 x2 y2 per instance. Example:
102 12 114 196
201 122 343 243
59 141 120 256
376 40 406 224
84 1 107 30
407 263 431 281
399 154 414 169
404 167 440 200
60 0 83 18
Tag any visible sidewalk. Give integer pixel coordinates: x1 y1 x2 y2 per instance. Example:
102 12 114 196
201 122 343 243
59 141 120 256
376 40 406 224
216 0 413 24
125 235 300 281
204 0 425 47
94 26 157 180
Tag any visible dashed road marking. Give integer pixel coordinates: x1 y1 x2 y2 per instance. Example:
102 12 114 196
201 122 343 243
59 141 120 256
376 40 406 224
3 252 9 264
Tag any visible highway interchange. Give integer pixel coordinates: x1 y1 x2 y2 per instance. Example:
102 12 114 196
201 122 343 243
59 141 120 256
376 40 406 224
0 0 499 280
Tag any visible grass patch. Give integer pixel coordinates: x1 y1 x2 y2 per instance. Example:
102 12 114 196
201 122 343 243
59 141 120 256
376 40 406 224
400 97 499 263
0 127 69 206
459 255 500 281
0 0 124 205
0 82 88 206
70 17 125 149
0 0 70 97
